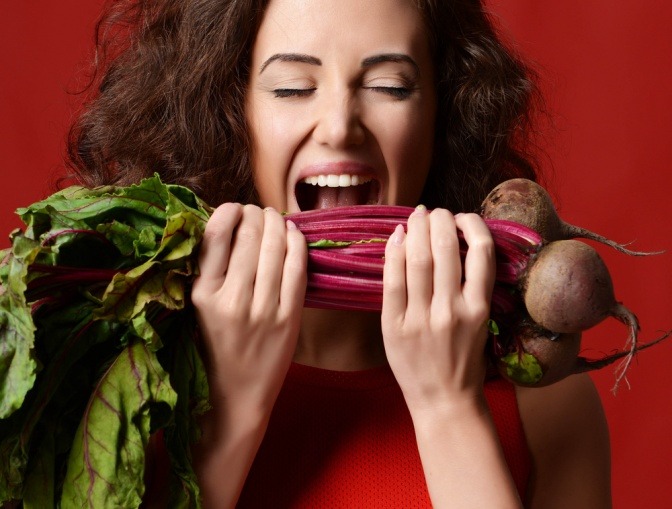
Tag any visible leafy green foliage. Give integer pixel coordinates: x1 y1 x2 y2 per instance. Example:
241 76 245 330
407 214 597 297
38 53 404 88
61 341 176 508
500 351 543 385
0 175 211 507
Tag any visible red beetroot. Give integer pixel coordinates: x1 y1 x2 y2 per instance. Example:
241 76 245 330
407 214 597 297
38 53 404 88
497 323 670 391
521 240 638 335
284 202 666 390
480 178 659 256
497 327 583 387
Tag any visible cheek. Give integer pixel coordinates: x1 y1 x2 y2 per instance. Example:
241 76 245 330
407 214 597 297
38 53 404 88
253 111 308 172
248 105 299 207
379 110 435 204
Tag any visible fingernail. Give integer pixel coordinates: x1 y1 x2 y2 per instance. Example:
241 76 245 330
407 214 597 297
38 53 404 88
414 204 427 215
264 206 276 213
286 219 297 231
391 224 405 245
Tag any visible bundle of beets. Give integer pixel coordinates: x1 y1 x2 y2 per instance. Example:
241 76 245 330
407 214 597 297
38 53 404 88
0 174 667 507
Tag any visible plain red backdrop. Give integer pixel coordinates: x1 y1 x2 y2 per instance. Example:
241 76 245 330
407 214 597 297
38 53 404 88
1 2 671 507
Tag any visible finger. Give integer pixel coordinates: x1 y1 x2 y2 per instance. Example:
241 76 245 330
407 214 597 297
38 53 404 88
279 219 308 317
252 208 289 310
429 208 462 307
221 204 265 299
196 202 243 290
455 213 496 306
382 223 408 320
404 205 433 310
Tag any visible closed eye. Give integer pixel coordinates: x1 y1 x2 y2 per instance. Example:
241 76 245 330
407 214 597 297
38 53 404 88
366 86 413 100
273 88 316 98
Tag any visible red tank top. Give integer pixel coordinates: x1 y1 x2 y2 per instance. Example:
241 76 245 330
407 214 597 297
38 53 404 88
236 362 531 507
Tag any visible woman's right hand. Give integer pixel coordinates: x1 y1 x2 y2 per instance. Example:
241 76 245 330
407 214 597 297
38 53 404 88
191 202 308 427
190 203 307 506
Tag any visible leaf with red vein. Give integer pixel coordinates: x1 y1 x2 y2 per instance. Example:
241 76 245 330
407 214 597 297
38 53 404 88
61 341 177 508
0 175 550 507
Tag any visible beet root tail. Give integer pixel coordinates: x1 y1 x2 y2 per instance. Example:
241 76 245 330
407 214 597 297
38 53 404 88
573 329 671 394
562 223 664 256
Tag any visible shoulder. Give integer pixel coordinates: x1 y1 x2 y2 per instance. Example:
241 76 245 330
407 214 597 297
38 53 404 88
516 373 612 509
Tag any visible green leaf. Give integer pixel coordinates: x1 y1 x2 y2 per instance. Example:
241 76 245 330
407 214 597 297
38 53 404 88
0 238 40 419
0 315 119 502
308 238 387 248
487 319 500 335
17 176 171 241
308 239 353 248
0 174 212 505
500 351 543 385
95 221 146 258
60 341 177 508
155 211 206 262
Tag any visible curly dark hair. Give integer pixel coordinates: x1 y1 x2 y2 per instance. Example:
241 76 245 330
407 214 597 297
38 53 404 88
66 0 542 212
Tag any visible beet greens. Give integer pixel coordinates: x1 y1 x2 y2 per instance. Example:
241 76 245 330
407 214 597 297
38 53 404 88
0 174 667 507
0 176 210 507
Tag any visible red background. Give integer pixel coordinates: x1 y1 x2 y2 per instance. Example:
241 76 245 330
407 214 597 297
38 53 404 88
1 2 670 507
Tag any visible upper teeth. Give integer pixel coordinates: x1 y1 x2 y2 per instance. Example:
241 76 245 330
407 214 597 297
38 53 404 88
302 174 372 187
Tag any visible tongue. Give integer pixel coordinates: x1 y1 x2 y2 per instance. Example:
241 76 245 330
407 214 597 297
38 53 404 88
316 186 366 209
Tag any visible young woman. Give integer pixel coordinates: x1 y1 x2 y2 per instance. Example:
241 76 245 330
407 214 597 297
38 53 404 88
68 0 611 507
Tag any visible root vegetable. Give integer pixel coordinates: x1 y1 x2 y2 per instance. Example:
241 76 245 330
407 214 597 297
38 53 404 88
522 239 638 334
3 175 669 507
480 178 659 256
497 323 670 391
518 239 642 389
497 327 583 387
287 205 664 390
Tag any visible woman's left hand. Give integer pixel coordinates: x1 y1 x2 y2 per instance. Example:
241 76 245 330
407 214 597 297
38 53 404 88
381 206 496 415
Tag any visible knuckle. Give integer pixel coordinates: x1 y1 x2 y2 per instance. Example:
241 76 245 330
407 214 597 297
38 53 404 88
250 302 275 323
190 283 208 308
470 236 495 257
471 233 494 249
235 223 262 244
407 252 432 270
434 231 459 251
434 308 457 330
429 207 452 222
203 203 241 237
203 222 231 244
383 273 405 294
468 301 491 323
407 210 428 227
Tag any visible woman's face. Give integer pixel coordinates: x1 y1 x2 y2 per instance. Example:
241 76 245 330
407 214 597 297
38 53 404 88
246 0 436 212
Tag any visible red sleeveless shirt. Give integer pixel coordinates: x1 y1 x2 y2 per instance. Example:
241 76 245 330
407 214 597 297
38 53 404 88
236 362 531 507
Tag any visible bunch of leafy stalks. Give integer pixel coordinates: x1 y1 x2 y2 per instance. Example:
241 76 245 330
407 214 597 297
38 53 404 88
0 175 665 507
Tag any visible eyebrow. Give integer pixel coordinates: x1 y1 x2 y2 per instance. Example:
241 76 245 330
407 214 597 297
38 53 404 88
258 52 420 76
259 53 322 74
361 53 420 77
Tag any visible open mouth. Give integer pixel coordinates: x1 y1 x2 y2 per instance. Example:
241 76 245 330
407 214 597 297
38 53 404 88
295 174 381 211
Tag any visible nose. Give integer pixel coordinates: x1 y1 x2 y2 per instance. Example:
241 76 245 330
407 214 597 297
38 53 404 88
312 89 365 149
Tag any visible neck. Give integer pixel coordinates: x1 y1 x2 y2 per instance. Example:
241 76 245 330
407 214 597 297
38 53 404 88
293 308 387 371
